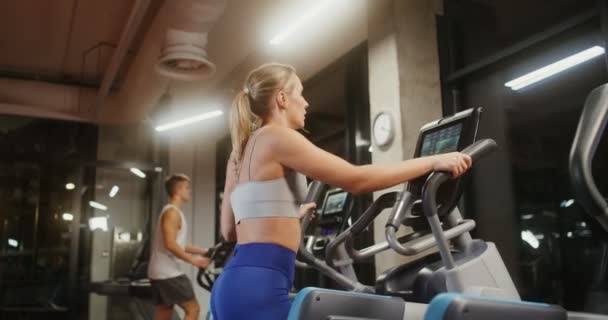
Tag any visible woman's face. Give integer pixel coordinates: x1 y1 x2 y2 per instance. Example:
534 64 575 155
283 76 309 129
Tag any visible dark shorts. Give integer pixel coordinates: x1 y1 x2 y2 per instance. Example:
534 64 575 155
150 274 195 306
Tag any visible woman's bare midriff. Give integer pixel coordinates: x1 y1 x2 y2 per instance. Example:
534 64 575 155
236 217 301 252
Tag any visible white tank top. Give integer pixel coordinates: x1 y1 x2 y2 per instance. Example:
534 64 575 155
148 204 188 280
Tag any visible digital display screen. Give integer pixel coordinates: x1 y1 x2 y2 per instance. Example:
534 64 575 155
322 191 348 216
420 123 463 156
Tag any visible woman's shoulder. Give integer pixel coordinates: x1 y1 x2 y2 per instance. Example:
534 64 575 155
259 125 305 146
259 124 292 135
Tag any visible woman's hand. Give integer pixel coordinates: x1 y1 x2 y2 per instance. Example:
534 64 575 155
298 202 317 219
430 152 473 178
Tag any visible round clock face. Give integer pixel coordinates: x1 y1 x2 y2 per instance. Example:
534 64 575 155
373 112 394 147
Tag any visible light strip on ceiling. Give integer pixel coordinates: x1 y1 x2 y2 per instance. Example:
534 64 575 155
8 239 18 248
505 46 605 91
155 110 223 132
89 201 108 211
130 168 146 179
109 186 120 198
521 230 540 249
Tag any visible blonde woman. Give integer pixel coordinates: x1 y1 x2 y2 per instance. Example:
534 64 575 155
209 63 472 320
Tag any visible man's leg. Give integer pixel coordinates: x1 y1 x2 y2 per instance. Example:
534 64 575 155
178 299 200 320
155 304 174 320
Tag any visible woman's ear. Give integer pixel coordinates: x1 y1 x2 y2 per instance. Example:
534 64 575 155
275 90 287 110
276 90 287 109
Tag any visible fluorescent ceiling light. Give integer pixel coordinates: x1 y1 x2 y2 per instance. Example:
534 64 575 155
270 0 335 45
560 199 575 208
130 168 146 179
109 186 120 198
62 213 74 221
505 46 605 90
65 183 75 190
8 239 18 248
155 110 223 132
89 217 109 232
89 201 108 211
521 230 539 249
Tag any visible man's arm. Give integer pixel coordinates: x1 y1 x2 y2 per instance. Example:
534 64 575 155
185 244 209 256
161 209 209 268
220 152 238 241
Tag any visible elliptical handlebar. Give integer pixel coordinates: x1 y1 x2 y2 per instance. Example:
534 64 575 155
384 192 477 257
297 181 373 293
421 139 497 269
196 241 235 291
569 83 608 232
422 139 498 219
384 139 496 258
299 181 326 237
350 192 399 234
325 192 399 268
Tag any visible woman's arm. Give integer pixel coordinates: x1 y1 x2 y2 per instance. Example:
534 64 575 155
220 152 238 241
266 126 471 194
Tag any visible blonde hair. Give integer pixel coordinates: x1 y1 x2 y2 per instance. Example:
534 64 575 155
230 63 297 161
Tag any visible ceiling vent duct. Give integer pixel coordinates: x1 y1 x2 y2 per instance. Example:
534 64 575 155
156 0 226 81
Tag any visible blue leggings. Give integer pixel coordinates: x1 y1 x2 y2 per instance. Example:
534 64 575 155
210 243 296 320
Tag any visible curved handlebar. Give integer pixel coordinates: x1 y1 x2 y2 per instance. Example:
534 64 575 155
461 138 499 160
384 190 477 256
196 241 235 291
350 192 398 234
422 139 497 218
300 181 326 239
325 192 398 268
570 84 608 232
420 139 497 269
386 192 415 229
297 181 373 293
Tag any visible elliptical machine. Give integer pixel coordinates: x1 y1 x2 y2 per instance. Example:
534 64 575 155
290 137 568 319
325 108 518 303
289 83 608 319
288 109 566 319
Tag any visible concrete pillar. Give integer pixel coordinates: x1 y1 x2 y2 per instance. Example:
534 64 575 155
368 0 443 275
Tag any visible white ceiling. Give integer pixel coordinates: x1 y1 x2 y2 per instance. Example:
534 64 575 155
209 0 370 84
167 0 373 121
0 0 379 122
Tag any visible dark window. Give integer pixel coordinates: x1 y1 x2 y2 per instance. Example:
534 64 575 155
0 115 97 316
440 0 608 312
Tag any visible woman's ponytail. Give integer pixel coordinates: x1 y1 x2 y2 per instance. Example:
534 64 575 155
230 91 262 162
